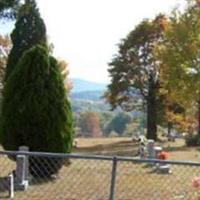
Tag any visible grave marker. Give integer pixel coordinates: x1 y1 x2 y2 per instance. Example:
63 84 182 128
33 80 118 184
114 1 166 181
15 146 29 190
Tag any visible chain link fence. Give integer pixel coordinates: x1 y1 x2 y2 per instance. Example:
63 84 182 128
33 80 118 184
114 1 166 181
0 151 199 200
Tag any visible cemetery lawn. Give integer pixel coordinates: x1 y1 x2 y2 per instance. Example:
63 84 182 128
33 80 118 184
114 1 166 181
73 137 200 161
0 138 200 199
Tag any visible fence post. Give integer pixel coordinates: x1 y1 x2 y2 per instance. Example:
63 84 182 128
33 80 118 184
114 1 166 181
8 173 14 199
109 156 118 200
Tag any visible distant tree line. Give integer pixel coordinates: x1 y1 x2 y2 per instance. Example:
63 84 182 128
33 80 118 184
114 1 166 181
73 110 141 138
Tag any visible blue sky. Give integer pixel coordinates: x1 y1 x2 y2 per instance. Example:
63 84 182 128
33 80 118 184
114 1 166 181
0 0 186 83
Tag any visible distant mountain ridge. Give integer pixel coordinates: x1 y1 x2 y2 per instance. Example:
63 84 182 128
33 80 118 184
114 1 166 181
69 79 141 114
70 79 108 111
71 90 105 101
71 78 107 93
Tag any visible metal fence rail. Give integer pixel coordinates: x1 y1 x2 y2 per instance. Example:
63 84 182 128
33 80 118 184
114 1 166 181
0 150 199 200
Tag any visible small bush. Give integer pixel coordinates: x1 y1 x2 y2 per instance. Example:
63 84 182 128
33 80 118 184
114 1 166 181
185 134 200 146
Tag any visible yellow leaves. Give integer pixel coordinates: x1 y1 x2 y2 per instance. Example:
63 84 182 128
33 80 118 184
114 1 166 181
0 34 11 57
159 88 168 96
185 42 199 57
165 110 190 132
57 59 72 92
159 17 168 31
0 34 11 86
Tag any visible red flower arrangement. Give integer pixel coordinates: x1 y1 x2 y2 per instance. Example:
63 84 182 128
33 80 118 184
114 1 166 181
196 0 200 6
192 176 200 199
192 176 200 188
157 151 169 160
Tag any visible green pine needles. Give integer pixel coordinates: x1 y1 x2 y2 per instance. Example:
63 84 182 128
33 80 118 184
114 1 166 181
5 0 47 80
0 45 74 177
0 0 74 178
1 45 73 153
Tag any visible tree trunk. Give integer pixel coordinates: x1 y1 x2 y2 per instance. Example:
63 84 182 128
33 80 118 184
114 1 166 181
167 122 172 137
146 86 157 141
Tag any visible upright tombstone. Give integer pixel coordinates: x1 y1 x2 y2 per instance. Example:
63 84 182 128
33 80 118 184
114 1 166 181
147 141 171 174
15 146 29 190
154 146 162 158
147 140 155 159
19 146 29 182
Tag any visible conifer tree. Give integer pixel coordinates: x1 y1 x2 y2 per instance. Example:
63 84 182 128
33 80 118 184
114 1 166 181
1 45 73 177
1 0 74 177
0 0 20 20
5 0 46 80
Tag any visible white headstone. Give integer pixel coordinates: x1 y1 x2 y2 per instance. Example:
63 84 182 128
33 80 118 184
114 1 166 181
19 146 29 181
154 146 162 158
15 146 29 190
147 140 155 159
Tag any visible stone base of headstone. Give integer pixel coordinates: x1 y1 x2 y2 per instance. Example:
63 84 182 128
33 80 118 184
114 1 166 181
147 139 155 159
14 180 29 191
156 164 171 174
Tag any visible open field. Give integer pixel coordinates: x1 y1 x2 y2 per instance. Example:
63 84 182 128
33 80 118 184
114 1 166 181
0 137 200 199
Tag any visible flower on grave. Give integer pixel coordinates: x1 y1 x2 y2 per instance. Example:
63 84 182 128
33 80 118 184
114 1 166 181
157 151 169 160
192 176 200 188
196 0 200 6
192 176 200 200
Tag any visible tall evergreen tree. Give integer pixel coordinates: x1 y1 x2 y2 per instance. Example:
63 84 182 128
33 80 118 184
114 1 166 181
0 45 73 177
0 0 20 20
0 0 73 178
5 0 46 80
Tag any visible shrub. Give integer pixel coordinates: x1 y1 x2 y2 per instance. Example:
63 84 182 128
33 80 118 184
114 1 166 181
185 134 200 147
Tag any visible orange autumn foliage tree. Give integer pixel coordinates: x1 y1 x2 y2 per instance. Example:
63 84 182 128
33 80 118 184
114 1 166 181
58 60 73 92
0 35 12 92
79 111 102 137
157 1 200 135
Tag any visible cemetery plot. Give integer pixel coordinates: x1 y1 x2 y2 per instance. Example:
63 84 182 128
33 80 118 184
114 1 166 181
0 153 198 199
0 138 199 199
